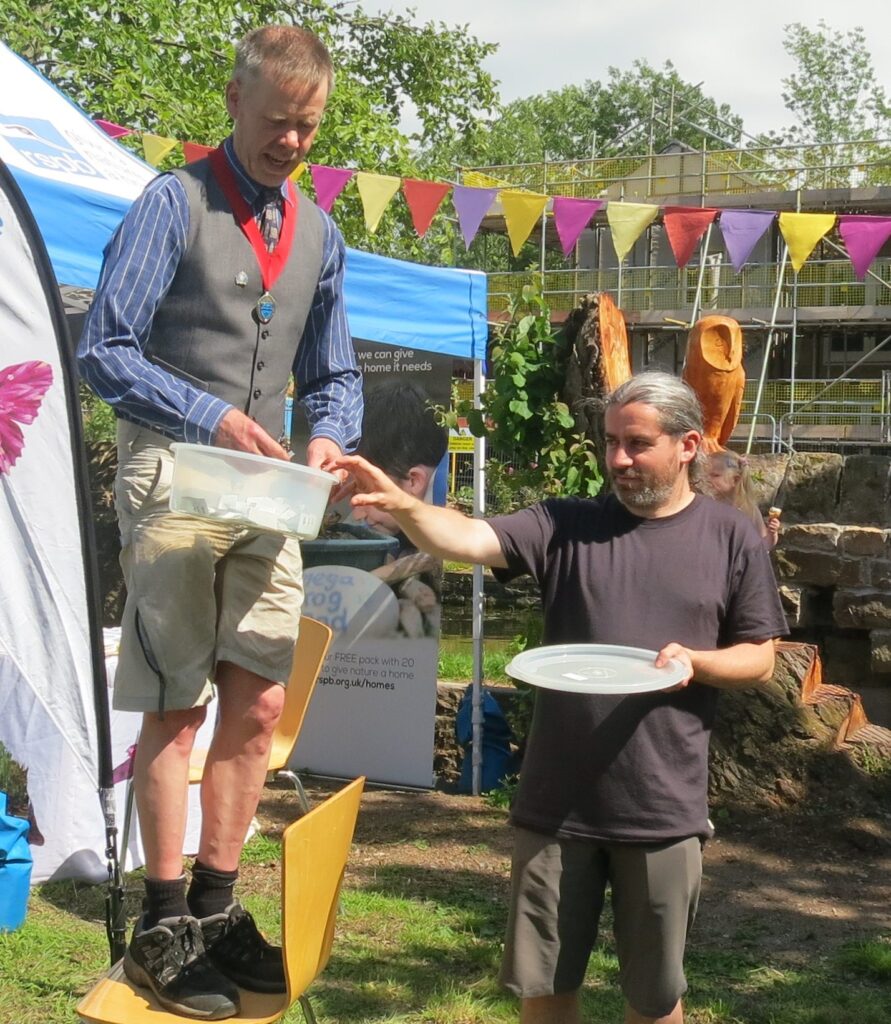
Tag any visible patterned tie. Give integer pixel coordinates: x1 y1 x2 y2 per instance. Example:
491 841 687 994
259 187 282 253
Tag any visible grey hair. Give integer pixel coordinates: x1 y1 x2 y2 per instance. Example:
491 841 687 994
605 371 706 481
233 25 334 93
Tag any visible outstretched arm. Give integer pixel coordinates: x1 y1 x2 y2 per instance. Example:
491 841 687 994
332 454 508 568
655 638 776 692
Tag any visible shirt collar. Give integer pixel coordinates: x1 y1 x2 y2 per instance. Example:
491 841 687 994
222 136 293 207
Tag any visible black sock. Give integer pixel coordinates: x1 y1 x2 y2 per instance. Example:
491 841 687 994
142 875 189 928
187 861 238 919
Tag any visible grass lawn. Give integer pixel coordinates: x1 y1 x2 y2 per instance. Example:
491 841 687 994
2 785 890 1024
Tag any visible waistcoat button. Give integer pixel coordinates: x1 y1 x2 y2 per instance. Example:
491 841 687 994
253 388 261 399
257 361 265 370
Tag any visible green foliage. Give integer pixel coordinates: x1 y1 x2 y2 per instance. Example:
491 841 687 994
445 60 744 170
780 21 890 145
1 1 497 257
447 279 602 500
79 385 116 444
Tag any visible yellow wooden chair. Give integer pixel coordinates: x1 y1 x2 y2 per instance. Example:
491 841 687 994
77 775 365 1024
121 616 333 861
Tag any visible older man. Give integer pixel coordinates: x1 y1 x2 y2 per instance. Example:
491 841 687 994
334 371 786 1024
78 25 361 1019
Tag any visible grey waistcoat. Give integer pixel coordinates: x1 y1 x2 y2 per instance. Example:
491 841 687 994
145 158 325 438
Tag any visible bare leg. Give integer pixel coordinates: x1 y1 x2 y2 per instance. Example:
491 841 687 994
520 993 583 1024
197 661 285 872
625 1000 683 1024
133 706 207 879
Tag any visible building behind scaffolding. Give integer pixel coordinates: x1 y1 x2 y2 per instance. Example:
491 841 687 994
460 136 891 453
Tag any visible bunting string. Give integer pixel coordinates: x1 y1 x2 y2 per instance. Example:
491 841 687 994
94 117 891 278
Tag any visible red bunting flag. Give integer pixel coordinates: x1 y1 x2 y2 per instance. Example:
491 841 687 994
183 142 214 164
94 118 131 139
662 207 718 267
402 179 452 237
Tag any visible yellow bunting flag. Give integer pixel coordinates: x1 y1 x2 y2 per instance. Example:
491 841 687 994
142 133 178 167
778 212 837 271
606 202 659 261
500 190 549 257
355 172 401 234
289 162 307 182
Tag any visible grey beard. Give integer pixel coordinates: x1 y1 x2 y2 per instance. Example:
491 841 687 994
612 477 675 512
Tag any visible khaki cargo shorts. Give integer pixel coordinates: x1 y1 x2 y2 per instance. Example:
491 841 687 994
499 826 702 1018
112 421 304 713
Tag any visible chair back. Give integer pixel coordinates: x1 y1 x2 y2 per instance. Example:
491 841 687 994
281 776 365 999
267 616 332 773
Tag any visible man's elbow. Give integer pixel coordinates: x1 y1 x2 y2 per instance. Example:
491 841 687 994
752 644 776 685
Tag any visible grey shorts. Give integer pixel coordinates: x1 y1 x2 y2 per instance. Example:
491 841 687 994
499 826 702 1018
112 422 305 713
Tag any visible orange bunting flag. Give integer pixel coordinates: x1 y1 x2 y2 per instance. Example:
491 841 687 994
662 207 718 267
500 190 549 257
142 133 178 167
356 172 401 233
778 212 837 272
183 142 214 164
403 179 452 237
606 202 659 261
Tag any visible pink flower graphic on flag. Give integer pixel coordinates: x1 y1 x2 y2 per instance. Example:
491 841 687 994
0 361 53 475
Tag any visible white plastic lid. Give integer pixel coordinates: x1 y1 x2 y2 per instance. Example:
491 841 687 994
170 443 338 484
505 644 687 695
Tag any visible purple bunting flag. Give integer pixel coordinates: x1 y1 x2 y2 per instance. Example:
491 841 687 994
553 197 604 256
838 215 891 281
309 165 355 213
718 209 776 272
452 186 498 249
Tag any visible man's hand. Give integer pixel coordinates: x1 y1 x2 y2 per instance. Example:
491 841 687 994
307 437 345 481
655 642 694 692
215 409 289 460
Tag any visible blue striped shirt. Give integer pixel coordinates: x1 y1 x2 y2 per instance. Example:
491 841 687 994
77 136 362 451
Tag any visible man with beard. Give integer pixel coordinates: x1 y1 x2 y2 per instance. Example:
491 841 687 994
331 370 786 1024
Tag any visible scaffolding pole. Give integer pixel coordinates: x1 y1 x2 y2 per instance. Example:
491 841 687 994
746 245 789 454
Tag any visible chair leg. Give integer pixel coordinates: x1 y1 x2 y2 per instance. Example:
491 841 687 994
276 769 310 815
298 994 318 1024
120 777 136 872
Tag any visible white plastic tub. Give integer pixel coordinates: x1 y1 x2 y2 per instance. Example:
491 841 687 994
169 443 336 539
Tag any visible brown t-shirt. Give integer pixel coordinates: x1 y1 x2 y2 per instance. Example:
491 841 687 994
488 493 787 843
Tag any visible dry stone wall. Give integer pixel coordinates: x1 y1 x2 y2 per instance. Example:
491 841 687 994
750 452 891 695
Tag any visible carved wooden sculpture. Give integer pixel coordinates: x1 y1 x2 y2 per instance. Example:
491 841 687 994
682 315 745 453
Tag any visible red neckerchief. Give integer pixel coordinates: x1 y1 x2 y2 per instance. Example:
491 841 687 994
208 146 297 292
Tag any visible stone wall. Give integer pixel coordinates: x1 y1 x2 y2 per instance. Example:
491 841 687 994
750 452 891 714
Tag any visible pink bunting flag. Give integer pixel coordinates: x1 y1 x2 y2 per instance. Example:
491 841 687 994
662 207 718 267
837 215 891 281
718 209 775 272
552 197 603 256
94 118 131 140
309 165 355 213
452 185 497 249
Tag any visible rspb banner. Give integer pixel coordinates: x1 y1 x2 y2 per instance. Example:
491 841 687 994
291 341 451 787
0 43 152 288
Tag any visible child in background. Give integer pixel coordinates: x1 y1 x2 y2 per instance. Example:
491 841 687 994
706 450 780 548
